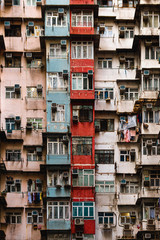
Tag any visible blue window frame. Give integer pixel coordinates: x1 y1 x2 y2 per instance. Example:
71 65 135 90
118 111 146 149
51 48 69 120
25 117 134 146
72 202 95 219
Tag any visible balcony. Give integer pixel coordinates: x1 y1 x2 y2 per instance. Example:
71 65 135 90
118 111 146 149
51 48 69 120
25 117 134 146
95 99 117 111
139 90 159 100
24 37 41 52
47 219 71 230
141 123 160 135
70 90 95 100
4 37 23 52
117 100 136 113
45 0 69 5
70 26 96 36
141 154 160 165
117 193 138 205
140 0 160 4
70 0 97 5
5 129 23 140
45 26 69 37
47 187 70 198
140 28 160 36
47 58 69 72
116 8 136 20
46 154 70 165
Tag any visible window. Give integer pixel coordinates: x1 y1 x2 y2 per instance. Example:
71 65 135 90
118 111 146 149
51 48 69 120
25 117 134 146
27 179 42 192
5 25 21 37
120 58 134 69
95 88 114 100
120 88 138 101
120 182 139 193
26 26 44 37
6 150 21 161
72 137 92 155
143 139 160 156
95 181 114 193
27 149 42 161
71 42 93 59
143 74 160 91
144 203 155 219
120 150 135 162
72 105 93 122
98 212 114 224
142 11 159 28
6 87 20 99
72 73 93 90
95 119 114 132
143 110 156 123
5 55 21 68
27 118 42 129
49 43 67 58
47 73 67 90
145 46 160 60
6 179 21 193
95 150 114 164
72 169 94 187
119 0 138 7
6 118 15 131
48 234 70 240
121 212 136 224
98 58 112 68
26 0 36 6
6 213 21 224
48 201 69 220
72 202 95 219
48 170 70 187
47 138 68 155
27 87 42 98
27 58 43 69
27 211 43 224
119 27 134 38
72 10 93 27
13 0 20 5
97 26 113 37
150 171 160 187
97 0 113 6
46 11 67 27
51 104 65 122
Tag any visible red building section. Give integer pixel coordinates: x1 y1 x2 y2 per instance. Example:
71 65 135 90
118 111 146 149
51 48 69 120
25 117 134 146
70 1 97 238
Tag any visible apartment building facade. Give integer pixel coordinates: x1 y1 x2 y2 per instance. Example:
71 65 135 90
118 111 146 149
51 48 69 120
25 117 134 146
0 0 160 240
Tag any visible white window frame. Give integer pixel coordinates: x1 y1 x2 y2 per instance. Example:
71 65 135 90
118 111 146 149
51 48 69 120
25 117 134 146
6 212 21 224
6 150 21 161
95 88 114 100
119 27 134 38
27 211 43 224
72 169 94 187
71 10 93 27
143 139 160 156
98 58 112 69
72 202 95 219
120 150 133 162
145 46 160 60
98 212 114 225
27 87 42 98
142 11 159 28
143 74 160 91
6 179 21 193
48 170 70 187
49 43 67 59
72 73 93 90
27 149 42 161
71 41 93 59
26 0 36 6
51 104 65 122
120 182 139 194
95 181 115 193
27 118 42 129
98 26 113 37
47 138 68 155
47 201 70 220
46 11 67 27
120 88 138 101
47 73 66 90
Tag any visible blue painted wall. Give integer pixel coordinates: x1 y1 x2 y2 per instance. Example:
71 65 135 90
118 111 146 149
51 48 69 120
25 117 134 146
46 154 70 165
47 187 71 198
47 219 71 230
45 0 69 5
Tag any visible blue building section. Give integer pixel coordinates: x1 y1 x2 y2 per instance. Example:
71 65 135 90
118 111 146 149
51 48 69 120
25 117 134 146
45 0 69 5
47 220 71 230
47 187 71 198
46 153 70 165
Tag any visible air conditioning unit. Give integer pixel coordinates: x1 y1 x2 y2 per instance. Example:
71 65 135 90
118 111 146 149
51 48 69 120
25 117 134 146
26 52 32 58
119 56 125 63
120 85 126 91
148 219 154 225
63 70 68 79
56 179 62 188
75 218 84 225
144 176 150 186
14 84 20 92
120 26 125 31
143 11 149 20
120 179 126 185
145 233 151 239
73 115 78 123
36 179 42 184
120 116 126 121
15 116 21 122
15 180 21 184
28 22 34 27
37 84 43 92
99 24 105 32
147 140 152 146
119 27 125 37
51 103 57 112
4 21 10 29
103 223 110 230
26 122 32 130
144 70 150 76
62 135 69 143
61 40 67 46
88 70 93 75
36 147 42 153
145 40 152 47
58 8 64 17
6 53 12 58
146 103 152 109
130 149 135 155
75 232 83 239
72 169 79 176
36 0 42 5
63 172 69 178
95 125 100 132
32 210 38 215
130 212 136 217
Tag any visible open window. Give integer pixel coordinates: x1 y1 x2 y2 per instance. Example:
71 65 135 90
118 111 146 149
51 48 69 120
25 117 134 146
72 105 93 123
5 53 21 68
4 21 21 37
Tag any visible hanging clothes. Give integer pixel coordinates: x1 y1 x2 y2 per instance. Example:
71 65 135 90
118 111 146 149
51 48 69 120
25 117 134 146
28 192 32 204
128 115 137 128
40 192 42 201
33 192 36 202
124 129 130 142
37 192 40 202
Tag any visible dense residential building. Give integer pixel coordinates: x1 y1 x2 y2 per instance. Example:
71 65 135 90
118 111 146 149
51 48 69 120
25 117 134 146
0 0 160 240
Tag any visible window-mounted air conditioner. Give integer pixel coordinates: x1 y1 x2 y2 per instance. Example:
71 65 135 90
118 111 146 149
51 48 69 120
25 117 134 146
88 70 93 75
63 70 68 79
143 11 149 20
26 52 32 58
61 40 66 46
58 8 64 17
6 53 12 58
36 147 42 153
75 218 84 225
146 103 152 109
51 103 57 112
4 21 10 29
119 56 125 63
28 22 34 27
120 179 126 185
14 84 20 92
72 169 79 176
36 0 42 5
15 116 21 122
63 172 69 178
143 70 150 76
37 84 43 92
62 135 69 143
120 85 126 91
145 233 151 239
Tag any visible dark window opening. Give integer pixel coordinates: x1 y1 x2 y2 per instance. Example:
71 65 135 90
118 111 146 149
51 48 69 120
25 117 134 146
5 25 21 37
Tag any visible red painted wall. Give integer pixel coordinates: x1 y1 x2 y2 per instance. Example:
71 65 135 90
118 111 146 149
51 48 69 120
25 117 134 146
71 220 95 234
70 0 95 5
71 187 95 199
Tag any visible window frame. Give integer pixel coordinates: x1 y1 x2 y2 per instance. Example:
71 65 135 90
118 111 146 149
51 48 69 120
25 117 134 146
71 41 93 59
27 118 42 130
47 138 68 155
95 88 114 100
6 212 21 224
95 150 114 164
47 72 66 90
71 10 93 27
46 11 67 27
120 181 139 194
72 202 95 219
27 211 43 224
95 180 115 193
6 150 21 161
97 58 112 69
27 87 42 98
51 104 65 122
72 73 93 90
98 212 114 225
47 201 70 220
72 137 92 156
72 169 94 187
49 43 67 59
